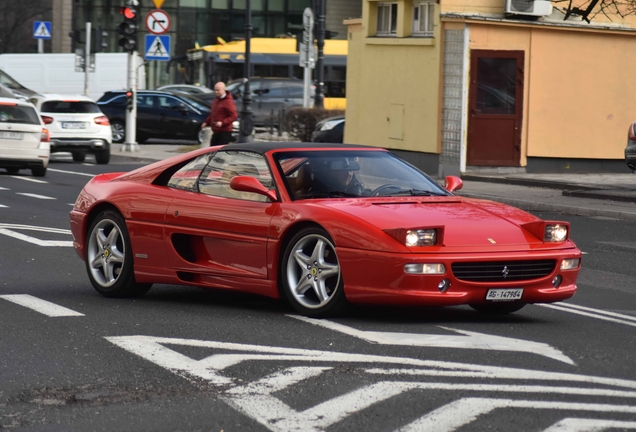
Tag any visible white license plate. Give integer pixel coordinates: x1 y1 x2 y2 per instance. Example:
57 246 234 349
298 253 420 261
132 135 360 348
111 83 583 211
486 288 524 301
62 122 87 129
0 131 23 140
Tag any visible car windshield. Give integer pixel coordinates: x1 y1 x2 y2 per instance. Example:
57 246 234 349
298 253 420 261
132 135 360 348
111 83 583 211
41 101 101 113
275 150 450 200
178 93 211 112
0 104 40 124
0 70 27 91
225 80 243 92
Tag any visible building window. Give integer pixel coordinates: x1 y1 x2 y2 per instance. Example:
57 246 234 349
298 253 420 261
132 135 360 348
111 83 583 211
377 3 397 37
413 2 434 37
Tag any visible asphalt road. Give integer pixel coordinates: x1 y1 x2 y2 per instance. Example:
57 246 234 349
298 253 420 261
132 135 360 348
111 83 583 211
1 156 635 431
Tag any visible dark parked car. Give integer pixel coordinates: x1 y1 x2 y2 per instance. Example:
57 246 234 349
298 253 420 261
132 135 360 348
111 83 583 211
311 115 344 143
627 122 636 171
194 78 313 126
97 90 210 143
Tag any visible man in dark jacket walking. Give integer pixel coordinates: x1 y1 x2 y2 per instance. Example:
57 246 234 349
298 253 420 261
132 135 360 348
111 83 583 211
201 82 238 145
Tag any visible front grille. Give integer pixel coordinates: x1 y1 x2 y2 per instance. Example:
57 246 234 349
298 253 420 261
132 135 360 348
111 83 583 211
451 260 556 282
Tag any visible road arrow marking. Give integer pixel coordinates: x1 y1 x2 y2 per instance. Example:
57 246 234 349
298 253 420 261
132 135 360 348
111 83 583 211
289 315 574 365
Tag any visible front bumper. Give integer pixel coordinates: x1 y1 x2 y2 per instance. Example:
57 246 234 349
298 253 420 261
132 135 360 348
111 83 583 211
50 138 110 154
338 247 581 306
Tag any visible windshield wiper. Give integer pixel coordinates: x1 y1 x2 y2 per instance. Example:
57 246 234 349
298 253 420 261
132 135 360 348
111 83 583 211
382 189 447 197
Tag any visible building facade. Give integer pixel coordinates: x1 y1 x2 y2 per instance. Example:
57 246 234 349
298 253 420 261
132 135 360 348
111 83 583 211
345 0 636 175
50 0 360 86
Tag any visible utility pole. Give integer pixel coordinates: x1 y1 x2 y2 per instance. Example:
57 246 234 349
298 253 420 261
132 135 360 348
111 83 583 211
237 0 254 143
314 0 325 109
84 22 91 96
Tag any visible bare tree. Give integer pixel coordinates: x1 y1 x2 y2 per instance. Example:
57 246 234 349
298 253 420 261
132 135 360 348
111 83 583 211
551 0 636 22
0 0 52 54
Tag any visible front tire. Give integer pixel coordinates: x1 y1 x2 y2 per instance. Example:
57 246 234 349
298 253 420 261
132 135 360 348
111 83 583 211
470 302 526 315
85 210 152 297
281 227 347 317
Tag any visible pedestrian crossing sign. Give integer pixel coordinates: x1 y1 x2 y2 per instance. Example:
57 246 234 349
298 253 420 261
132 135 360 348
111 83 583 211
33 21 52 40
145 35 171 61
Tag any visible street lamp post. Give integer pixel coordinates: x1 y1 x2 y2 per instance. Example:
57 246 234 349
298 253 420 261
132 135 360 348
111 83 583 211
237 0 254 143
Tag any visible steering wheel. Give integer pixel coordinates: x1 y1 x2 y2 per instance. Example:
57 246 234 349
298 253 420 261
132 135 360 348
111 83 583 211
370 184 402 197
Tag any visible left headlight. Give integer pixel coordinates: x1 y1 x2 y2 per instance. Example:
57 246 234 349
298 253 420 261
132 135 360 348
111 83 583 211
545 224 568 242
384 228 441 247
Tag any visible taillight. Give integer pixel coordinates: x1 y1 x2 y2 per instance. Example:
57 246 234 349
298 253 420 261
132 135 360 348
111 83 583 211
629 123 636 141
41 115 53 124
94 115 110 126
41 128 50 142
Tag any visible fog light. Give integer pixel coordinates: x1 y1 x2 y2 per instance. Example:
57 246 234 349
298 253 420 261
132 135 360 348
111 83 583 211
560 258 580 270
552 275 562 288
438 279 451 292
404 263 445 275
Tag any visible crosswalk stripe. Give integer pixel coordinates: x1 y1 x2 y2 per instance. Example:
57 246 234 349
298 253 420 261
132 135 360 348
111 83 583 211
0 294 84 317
16 193 56 200
0 204 7 208
0 187 9 190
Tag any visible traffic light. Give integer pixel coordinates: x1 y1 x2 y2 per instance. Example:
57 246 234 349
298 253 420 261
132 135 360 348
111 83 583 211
126 90 134 112
92 28 108 53
118 4 138 52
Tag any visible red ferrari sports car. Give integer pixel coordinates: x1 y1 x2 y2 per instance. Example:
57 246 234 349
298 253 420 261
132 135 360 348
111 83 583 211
70 142 581 317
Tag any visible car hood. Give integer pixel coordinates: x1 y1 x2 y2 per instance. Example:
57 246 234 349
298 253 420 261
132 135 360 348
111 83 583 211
318 197 545 248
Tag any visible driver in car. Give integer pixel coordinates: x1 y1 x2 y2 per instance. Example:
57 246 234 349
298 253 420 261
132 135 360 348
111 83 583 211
327 158 368 196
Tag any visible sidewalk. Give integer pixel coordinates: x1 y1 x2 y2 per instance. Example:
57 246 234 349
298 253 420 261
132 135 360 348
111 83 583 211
110 143 636 221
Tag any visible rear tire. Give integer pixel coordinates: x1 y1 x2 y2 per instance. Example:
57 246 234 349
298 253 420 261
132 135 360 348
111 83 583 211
95 149 110 165
111 120 125 143
85 210 152 297
31 166 46 177
469 302 526 315
72 152 86 162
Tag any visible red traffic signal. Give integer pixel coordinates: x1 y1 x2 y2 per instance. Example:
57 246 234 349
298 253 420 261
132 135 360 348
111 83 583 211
120 6 137 20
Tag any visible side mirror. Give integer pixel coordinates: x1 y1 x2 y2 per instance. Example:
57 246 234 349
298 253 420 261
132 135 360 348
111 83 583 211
230 175 278 201
444 175 463 193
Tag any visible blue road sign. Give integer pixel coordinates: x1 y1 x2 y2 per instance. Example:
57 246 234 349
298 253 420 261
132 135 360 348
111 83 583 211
145 35 171 61
33 21 52 39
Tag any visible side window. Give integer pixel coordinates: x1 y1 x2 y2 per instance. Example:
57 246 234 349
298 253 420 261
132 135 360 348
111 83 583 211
198 151 274 202
158 96 183 110
287 85 304 98
108 95 126 107
137 95 155 108
166 154 213 191
262 82 287 98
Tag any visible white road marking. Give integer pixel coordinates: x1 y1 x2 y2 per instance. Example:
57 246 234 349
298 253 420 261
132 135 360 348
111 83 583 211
543 418 636 431
16 193 56 200
544 302 636 322
0 224 73 247
0 186 9 190
105 336 636 390
289 315 574 364
10 176 47 184
0 204 7 208
539 303 636 328
400 398 636 432
106 337 636 431
48 168 95 178
0 294 84 317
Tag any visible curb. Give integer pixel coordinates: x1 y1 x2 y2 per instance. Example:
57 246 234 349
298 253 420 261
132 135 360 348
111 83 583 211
460 174 600 191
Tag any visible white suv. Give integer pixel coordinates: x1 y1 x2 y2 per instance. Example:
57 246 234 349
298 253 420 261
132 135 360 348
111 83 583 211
29 94 112 164
0 97 50 177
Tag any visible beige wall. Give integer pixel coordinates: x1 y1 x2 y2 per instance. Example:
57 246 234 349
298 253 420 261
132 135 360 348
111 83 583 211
469 22 636 160
344 3 442 152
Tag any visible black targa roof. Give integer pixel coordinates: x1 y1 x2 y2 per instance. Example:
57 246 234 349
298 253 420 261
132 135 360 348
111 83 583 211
218 142 379 155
